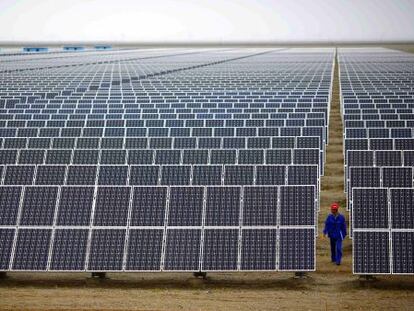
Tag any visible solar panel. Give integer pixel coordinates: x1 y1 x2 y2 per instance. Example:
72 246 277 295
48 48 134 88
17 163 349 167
160 165 191 185
50 229 89 271
240 229 277 270
0 186 22 225
126 229 163 271
130 187 167 226
168 187 204 226
164 229 201 271
352 188 388 229
192 165 222 185
279 228 315 271
66 165 97 185
0 48 329 274
4 165 35 185
353 231 390 274
57 186 94 226
0 229 15 270
205 187 240 226
93 187 131 226
88 229 126 271
390 188 414 229
224 165 254 185
20 186 58 226
202 229 239 271
129 165 159 185
280 186 315 226
392 231 414 274
243 187 278 226
13 229 52 270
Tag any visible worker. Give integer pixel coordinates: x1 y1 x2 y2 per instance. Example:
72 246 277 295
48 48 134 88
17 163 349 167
323 202 347 265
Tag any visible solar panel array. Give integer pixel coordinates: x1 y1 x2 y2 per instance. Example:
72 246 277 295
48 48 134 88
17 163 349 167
0 47 333 272
339 48 414 274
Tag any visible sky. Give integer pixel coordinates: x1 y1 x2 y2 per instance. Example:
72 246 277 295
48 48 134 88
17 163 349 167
0 0 413 42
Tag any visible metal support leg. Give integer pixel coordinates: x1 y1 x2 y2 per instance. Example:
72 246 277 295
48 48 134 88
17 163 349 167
294 272 307 279
359 275 376 281
193 271 207 279
91 272 107 279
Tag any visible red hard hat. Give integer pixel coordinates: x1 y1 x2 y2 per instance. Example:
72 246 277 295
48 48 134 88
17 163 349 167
331 203 339 210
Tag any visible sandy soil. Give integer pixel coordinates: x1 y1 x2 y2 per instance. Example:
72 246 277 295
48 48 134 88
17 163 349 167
1 49 414 311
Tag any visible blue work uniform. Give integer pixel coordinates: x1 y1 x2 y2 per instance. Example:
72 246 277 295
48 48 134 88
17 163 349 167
323 213 347 265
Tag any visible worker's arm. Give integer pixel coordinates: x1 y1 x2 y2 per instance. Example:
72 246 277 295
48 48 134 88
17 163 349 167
322 216 329 236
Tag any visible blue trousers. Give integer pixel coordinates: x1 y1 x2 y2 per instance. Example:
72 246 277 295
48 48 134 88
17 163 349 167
330 238 342 264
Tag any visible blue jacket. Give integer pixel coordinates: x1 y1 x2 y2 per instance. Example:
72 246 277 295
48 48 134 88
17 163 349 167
323 213 347 240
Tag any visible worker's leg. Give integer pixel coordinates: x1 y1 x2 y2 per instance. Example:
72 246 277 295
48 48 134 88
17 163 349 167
335 239 343 265
330 238 336 262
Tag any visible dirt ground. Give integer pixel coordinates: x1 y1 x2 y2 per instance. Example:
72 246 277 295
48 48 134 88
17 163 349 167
1 48 414 311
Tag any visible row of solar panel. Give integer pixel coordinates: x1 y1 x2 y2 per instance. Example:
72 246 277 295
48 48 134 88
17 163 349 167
344 105 414 111
0 185 316 227
0 148 321 166
3 104 329 110
343 100 414 104
0 119 326 130
1 113 328 123
0 114 327 123
0 50 261 74
0 126 326 141
4 97 330 103
345 150 414 181
345 120 414 128
1 56 332 73
3 97 330 104
345 138 414 151
345 128 414 139
0 91 331 97
0 227 315 272
353 230 414 274
0 136 323 150
0 91 330 97
1 111 327 120
0 164 320 187
343 113 414 120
